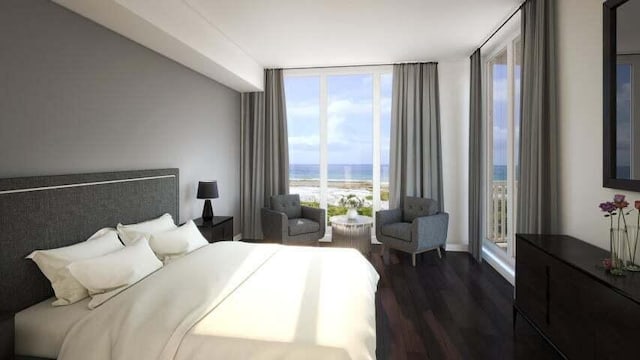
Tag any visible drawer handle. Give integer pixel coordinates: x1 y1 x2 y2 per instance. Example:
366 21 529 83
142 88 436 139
545 265 550 325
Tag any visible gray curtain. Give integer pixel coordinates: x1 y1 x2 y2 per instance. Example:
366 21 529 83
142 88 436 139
469 50 483 261
517 0 559 234
389 63 444 211
240 69 289 239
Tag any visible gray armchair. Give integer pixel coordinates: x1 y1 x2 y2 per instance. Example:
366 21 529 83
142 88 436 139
261 194 326 246
376 196 449 266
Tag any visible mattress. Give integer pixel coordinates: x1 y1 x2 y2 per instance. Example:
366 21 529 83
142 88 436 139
15 297 91 359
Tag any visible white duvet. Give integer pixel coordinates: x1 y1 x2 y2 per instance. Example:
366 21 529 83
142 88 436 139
58 242 379 360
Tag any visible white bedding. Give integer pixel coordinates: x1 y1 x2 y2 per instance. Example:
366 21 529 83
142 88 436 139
57 242 379 360
15 297 91 359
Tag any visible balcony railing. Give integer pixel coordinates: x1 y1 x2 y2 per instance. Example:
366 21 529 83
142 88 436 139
489 181 508 250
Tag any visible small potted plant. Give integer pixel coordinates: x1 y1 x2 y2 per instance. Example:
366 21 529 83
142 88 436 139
339 194 365 220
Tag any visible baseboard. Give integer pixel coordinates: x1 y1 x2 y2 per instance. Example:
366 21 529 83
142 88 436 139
482 247 515 285
445 243 469 252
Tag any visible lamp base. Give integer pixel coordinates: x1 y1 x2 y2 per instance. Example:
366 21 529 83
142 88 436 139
202 199 214 221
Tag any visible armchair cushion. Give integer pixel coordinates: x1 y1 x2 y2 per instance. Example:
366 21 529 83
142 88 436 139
288 218 320 236
403 197 438 223
270 194 302 219
381 222 412 242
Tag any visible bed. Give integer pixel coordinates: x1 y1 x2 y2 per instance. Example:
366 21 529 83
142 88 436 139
0 169 379 360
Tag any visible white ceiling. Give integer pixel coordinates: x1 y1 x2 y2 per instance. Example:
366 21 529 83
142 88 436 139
187 0 522 67
54 0 522 91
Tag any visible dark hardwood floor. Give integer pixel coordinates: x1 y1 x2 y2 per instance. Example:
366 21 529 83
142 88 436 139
368 246 561 360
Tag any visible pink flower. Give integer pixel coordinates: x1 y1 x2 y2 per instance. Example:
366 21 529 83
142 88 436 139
602 258 612 270
635 200 640 210
614 194 626 203
615 201 629 209
599 202 616 213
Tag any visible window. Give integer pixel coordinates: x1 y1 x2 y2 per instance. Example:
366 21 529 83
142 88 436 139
285 67 392 230
485 35 521 258
285 76 321 207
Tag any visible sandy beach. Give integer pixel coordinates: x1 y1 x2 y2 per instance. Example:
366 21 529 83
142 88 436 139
290 179 389 209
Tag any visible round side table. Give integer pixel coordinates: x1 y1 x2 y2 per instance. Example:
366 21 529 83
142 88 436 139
330 215 374 256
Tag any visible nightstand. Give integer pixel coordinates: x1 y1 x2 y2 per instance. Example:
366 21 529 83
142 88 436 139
194 216 233 243
0 311 13 360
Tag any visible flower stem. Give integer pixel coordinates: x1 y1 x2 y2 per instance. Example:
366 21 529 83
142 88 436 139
621 210 632 264
634 211 640 265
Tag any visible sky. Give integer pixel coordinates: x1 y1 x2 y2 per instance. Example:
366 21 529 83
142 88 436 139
492 61 521 168
285 66 517 169
493 63 508 167
284 73 392 165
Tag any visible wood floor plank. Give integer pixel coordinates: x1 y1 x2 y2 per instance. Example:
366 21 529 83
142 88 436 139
369 246 559 360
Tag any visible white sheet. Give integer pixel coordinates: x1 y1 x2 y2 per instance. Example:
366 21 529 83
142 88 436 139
15 297 91 359
58 242 379 360
178 245 379 360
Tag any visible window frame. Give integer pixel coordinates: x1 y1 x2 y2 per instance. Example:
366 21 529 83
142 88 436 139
284 66 393 235
483 32 521 263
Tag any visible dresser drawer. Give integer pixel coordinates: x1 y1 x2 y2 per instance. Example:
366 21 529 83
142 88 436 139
515 239 549 332
590 281 640 358
547 257 595 360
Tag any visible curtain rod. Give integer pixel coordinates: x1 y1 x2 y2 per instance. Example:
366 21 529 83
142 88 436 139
476 1 525 53
280 61 438 71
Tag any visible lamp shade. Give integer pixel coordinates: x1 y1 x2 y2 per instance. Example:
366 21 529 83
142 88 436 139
197 181 219 199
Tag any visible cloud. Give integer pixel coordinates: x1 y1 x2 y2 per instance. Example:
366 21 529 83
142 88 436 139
328 99 372 115
289 134 319 145
492 76 508 104
286 101 319 118
492 125 508 165
381 96 392 115
286 74 393 164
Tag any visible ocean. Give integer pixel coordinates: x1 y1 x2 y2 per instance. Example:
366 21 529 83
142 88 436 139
290 164 509 181
290 164 389 182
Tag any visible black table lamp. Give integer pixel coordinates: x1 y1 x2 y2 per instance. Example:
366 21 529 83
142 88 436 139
197 181 218 221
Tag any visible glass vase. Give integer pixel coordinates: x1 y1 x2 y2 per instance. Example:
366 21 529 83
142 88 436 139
624 225 640 272
346 208 358 220
609 228 627 276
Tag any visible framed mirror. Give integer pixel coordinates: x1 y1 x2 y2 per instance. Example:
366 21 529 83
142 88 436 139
604 0 640 191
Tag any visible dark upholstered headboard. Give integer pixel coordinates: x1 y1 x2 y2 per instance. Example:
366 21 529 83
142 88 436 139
0 169 179 312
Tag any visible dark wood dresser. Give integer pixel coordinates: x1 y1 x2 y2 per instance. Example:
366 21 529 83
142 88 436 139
515 234 640 359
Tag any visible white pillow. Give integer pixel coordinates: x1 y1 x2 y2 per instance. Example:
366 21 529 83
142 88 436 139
116 213 177 245
149 220 208 263
68 238 162 309
87 227 118 241
27 229 123 306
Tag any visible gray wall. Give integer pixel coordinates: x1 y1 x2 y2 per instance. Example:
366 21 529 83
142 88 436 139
0 0 242 232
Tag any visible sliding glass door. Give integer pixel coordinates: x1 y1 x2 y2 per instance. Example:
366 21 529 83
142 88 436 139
485 36 521 259
284 67 392 233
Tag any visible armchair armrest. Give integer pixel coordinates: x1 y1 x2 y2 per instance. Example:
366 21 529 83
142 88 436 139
375 208 403 238
261 207 288 242
412 212 449 250
301 206 326 236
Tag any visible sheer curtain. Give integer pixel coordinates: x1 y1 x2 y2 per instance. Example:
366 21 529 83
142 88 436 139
240 69 289 239
389 62 444 211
